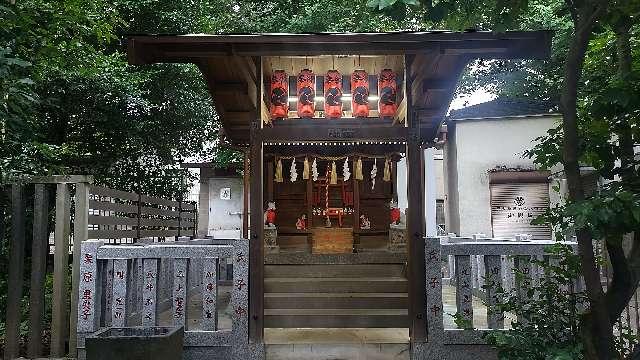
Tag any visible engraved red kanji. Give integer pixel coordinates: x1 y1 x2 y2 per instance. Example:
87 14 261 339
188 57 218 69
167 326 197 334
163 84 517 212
82 272 93 282
235 306 247 316
236 279 247 290
430 305 441 315
83 253 94 264
429 277 440 289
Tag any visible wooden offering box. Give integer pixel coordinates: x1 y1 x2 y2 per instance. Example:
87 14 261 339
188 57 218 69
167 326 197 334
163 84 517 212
311 227 353 254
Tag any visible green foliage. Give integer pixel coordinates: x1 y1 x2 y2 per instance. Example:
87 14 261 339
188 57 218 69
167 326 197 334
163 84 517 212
484 244 587 360
1 0 222 197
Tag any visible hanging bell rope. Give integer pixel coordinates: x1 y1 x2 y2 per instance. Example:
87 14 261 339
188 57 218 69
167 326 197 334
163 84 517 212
330 161 337 185
303 157 310 180
355 157 363 181
275 158 283 183
383 157 391 182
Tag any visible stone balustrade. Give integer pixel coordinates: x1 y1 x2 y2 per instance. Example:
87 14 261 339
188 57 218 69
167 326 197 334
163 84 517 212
76 239 255 359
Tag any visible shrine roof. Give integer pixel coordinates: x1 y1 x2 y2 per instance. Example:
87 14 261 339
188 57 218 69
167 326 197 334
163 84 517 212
127 30 552 60
448 98 559 121
125 31 553 148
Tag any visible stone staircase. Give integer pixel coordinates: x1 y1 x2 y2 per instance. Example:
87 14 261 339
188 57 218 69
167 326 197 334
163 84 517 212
264 264 408 328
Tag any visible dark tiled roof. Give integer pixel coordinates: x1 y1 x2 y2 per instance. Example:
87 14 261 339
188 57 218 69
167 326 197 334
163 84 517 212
448 98 559 120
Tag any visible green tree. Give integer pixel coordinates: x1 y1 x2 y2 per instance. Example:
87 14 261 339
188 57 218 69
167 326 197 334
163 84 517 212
366 0 640 358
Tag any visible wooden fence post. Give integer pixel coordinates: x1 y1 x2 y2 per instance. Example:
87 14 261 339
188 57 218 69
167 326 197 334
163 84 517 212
51 183 71 357
69 181 90 356
28 184 49 358
4 184 26 360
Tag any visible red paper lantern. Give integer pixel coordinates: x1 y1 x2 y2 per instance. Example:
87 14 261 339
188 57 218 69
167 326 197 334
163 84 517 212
297 69 315 118
324 70 343 119
351 70 369 117
270 70 289 120
378 69 398 118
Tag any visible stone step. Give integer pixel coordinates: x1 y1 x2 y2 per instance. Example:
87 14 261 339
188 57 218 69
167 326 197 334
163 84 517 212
265 264 405 278
266 343 410 360
264 309 408 328
265 292 408 309
264 277 408 293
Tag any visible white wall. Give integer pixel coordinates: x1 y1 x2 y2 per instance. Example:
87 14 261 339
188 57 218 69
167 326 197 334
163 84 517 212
207 177 244 238
445 115 561 237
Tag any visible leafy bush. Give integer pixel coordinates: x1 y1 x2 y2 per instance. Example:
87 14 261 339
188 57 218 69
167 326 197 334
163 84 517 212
484 244 587 360
484 243 639 359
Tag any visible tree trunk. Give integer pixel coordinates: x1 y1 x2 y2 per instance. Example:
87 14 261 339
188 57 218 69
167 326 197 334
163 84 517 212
559 1 615 358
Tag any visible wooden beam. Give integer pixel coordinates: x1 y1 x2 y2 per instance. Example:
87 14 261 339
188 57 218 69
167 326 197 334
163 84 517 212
5 185 26 360
243 153 249 239
248 56 264 343
212 81 248 95
261 123 408 142
148 37 551 58
405 54 427 342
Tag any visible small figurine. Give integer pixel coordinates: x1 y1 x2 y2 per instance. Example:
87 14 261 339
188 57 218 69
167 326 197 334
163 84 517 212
264 201 277 228
296 214 307 230
390 200 401 225
360 214 371 230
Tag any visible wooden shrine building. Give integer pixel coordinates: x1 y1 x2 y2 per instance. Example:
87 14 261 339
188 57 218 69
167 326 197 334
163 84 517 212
126 31 552 353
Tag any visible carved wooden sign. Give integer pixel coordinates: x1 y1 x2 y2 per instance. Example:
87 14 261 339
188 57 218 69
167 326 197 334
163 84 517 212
327 128 356 139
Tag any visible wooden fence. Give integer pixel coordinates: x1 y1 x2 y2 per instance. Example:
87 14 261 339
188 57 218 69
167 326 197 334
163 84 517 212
2 176 197 360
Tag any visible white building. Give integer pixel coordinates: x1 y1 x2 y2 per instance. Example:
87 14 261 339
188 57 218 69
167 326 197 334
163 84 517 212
443 98 562 239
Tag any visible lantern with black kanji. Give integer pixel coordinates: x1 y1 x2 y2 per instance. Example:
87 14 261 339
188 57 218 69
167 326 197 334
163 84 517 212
324 70 342 119
378 69 398 118
270 70 289 120
351 70 369 117
297 69 315 118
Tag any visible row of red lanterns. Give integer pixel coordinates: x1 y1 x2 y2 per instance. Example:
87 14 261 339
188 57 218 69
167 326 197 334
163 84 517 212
270 69 398 120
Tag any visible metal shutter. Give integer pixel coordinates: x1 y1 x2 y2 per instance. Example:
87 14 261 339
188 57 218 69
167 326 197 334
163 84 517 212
490 182 551 240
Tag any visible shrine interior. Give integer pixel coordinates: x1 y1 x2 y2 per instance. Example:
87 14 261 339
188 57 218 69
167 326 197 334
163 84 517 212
261 55 408 255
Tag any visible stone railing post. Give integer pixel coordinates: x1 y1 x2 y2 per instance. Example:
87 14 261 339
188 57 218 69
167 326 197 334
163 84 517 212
231 239 252 357
76 240 104 359
424 236 444 345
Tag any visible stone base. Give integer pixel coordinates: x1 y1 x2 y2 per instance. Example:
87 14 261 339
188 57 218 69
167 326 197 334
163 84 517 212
388 227 407 253
265 245 280 254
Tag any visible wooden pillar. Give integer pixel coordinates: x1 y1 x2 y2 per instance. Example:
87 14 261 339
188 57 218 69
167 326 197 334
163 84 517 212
306 177 313 227
353 173 360 230
249 56 264 342
243 152 249 239
266 160 274 202
28 184 49 358
69 181 90 356
405 54 427 341
51 183 71 357
5 184 26 360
